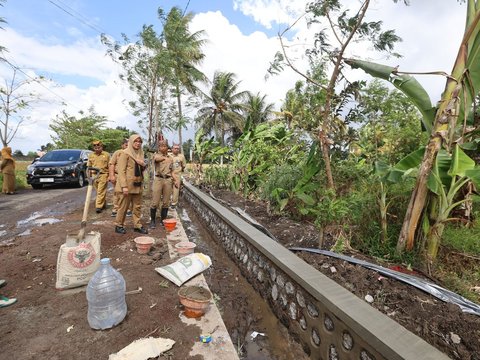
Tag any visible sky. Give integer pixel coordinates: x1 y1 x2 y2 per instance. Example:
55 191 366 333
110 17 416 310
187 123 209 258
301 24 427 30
0 0 467 153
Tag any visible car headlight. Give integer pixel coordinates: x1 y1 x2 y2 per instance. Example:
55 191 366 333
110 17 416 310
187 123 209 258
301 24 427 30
26 165 35 174
63 164 76 171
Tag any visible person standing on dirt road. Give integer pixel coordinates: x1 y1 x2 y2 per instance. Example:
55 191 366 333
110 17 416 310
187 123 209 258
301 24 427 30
109 138 132 217
149 140 179 229
170 143 186 209
0 279 17 308
0 146 16 195
87 140 110 213
114 134 148 235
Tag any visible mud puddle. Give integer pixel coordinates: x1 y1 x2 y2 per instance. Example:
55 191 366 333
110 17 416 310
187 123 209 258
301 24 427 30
179 205 308 360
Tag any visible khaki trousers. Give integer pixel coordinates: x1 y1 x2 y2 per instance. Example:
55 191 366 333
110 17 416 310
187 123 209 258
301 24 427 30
115 192 143 229
2 173 15 193
172 182 181 205
151 177 172 209
94 174 108 209
113 191 132 212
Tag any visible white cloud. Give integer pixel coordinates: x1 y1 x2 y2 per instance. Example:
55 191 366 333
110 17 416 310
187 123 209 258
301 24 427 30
233 0 466 102
1 1 468 154
190 11 303 106
3 28 113 81
233 0 304 29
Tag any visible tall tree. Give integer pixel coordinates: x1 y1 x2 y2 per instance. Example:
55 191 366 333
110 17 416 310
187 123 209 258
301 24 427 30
162 7 207 150
49 108 107 150
269 0 402 191
277 82 304 130
0 67 44 147
102 26 173 147
348 79 423 164
0 0 8 56
195 71 248 147
243 92 275 130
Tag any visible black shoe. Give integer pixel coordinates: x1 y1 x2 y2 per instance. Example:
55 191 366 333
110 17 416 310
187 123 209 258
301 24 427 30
126 210 132 217
134 227 148 234
160 208 169 221
111 211 117 217
96 208 102 214
115 226 127 234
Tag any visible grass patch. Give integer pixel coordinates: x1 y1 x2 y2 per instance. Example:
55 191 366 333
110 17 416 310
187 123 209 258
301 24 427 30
442 222 480 255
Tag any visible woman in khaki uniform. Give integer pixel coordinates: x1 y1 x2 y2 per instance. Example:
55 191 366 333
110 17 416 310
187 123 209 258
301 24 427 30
108 138 132 217
149 140 179 228
1 147 16 194
114 134 148 234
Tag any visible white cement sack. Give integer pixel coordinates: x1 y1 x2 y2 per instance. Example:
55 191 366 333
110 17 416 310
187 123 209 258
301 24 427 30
55 232 101 290
109 337 175 360
155 253 212 286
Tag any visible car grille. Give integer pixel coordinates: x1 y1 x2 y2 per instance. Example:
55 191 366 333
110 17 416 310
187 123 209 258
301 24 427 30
33 167 63 176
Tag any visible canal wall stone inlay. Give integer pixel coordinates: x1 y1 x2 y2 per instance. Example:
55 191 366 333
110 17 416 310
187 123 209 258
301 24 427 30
183 182 449 360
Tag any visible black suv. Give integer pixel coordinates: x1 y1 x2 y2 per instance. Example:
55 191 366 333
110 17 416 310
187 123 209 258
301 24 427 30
27 149 92 189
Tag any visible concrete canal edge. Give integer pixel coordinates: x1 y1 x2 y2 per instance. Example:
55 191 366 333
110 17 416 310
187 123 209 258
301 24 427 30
163 207 240 360
183 181 450 360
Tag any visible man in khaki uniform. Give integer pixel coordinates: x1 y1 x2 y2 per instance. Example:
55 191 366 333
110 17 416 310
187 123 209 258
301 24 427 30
87 140 110 213
170 143 186 208
149 140 179 229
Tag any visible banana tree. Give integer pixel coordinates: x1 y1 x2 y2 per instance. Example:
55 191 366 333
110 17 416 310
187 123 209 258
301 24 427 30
381 144 480 264
192 129 228 185
345 0 480 255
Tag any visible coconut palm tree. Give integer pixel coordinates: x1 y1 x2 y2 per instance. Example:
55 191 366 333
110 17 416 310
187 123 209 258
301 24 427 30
195 71 249 147
243 92 275 131
162 7 207 149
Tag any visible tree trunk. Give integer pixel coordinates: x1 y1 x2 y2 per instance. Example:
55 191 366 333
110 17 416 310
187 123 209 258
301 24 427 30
176 85 183 151
425 222 444 272
147 77 157 147
397 84 461 253
379 182 388 244
318 130 334 190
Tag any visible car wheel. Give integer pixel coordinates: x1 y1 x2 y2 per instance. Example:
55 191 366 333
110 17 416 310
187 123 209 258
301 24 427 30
32 184 43 190
76 172 85 188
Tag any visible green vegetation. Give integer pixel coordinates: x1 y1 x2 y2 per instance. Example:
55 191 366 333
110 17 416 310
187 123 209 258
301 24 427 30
187 0 480 302
3 0 479 302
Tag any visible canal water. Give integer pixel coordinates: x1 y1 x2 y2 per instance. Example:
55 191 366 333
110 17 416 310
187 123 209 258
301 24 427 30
179 202 309 360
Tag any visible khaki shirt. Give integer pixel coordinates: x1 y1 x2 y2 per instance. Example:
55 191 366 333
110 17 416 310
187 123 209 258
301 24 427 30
0 159 15 175
87 151 110 173
115 152 143 194
153 153 173 178
171 153 186 175
109 149 124 174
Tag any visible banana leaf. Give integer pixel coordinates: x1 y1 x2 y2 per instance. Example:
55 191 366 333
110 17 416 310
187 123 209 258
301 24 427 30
386 147 425 183
449 144 475 177
345 58 435 133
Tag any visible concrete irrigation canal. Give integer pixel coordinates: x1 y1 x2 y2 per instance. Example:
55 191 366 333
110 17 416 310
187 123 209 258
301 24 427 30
182 181 449 360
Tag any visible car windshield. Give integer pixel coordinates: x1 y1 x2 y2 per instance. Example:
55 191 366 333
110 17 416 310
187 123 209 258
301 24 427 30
40 150 81 162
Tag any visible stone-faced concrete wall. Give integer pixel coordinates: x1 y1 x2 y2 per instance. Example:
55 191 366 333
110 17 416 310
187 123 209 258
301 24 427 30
183 182 449 360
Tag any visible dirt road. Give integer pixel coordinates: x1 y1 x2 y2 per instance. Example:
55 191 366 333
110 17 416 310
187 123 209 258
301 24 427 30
0 186 308 360
0 186 85 243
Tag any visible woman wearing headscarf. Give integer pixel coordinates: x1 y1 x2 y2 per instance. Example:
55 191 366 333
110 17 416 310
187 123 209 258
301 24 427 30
0 147 16 195
114 134 148 234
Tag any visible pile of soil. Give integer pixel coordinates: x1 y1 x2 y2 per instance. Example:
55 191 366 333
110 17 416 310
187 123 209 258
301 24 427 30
208 188 480 360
